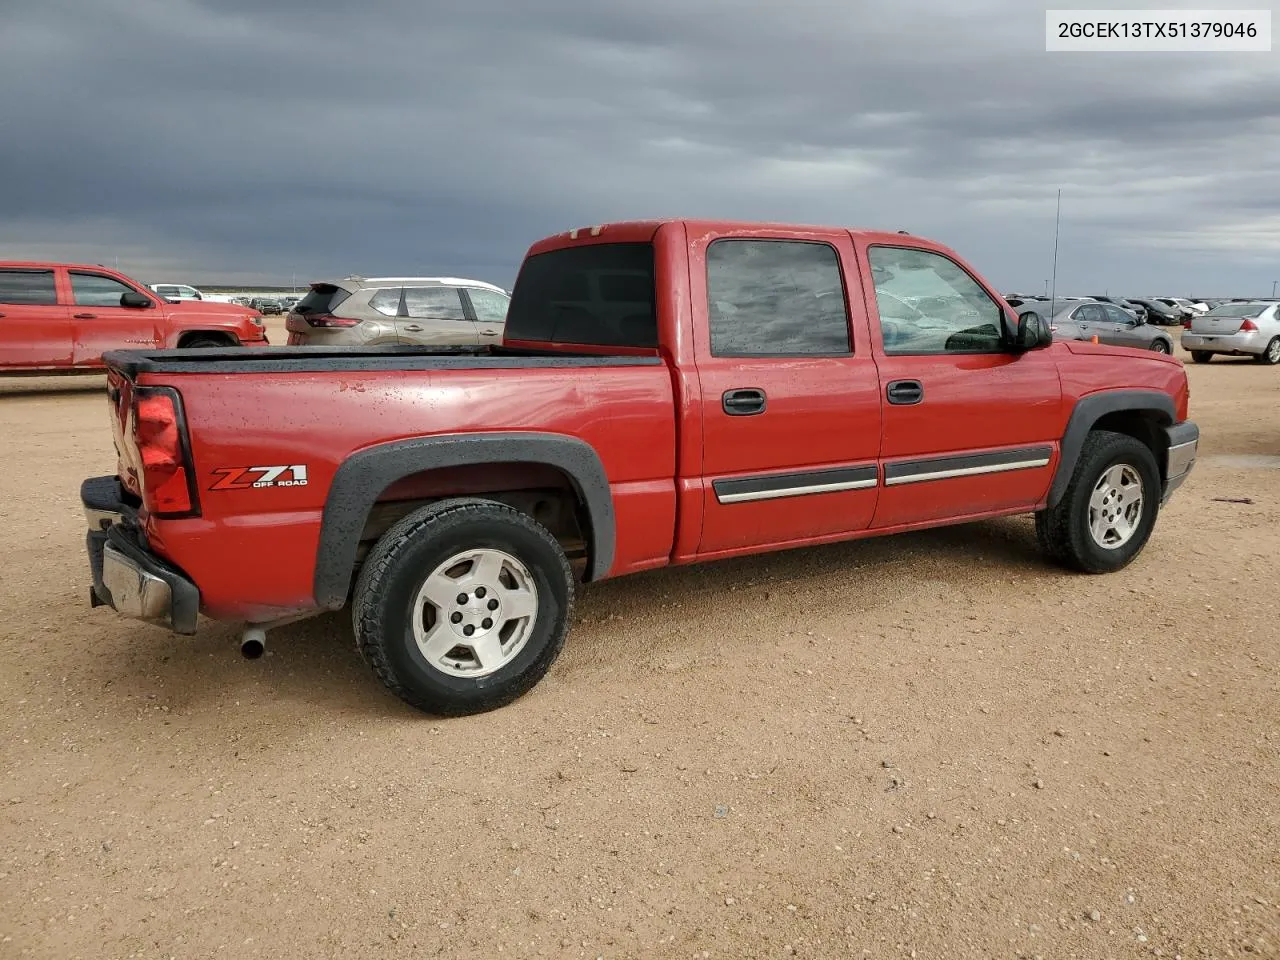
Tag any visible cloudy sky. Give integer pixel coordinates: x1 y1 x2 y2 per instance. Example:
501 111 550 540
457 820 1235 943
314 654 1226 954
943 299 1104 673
1 0 1277 295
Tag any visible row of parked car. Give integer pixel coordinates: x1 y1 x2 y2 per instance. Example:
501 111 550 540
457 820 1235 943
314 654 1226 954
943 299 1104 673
1002 293 1280 364
3 255 1276 372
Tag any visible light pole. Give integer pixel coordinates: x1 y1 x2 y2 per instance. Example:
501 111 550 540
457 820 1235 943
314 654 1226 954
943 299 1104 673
1272 280 1277 298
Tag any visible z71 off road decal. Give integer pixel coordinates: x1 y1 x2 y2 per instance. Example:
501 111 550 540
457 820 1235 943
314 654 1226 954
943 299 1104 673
209 465 309 490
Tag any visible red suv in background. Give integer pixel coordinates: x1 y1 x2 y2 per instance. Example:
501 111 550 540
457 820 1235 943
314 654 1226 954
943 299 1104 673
0 262 268 373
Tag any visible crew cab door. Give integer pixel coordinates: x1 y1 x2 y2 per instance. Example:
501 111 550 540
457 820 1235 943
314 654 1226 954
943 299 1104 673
861 242 1062 529
690 227 883 556
68 270 163 367
0 267 71 368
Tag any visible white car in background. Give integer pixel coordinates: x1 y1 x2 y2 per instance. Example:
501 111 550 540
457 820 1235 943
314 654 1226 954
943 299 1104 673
149 283 204 301
1181 301 1280 364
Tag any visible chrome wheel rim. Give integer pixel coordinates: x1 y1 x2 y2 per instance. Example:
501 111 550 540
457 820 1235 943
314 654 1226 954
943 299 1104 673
1151 341 1169 353
1268 339 1280 363
412 548 539 678
1088 464 1145 549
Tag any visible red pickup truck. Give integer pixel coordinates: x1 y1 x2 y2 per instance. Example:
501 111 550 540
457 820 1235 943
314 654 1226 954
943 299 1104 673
0 261 267 372
81 219 1198 715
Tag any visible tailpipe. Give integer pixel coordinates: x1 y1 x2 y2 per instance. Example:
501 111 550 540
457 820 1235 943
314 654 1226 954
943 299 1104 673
240 626 266 660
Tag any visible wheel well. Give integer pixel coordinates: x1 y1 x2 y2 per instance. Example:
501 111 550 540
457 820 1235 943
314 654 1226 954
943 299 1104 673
1091 410 1169 477
355 462 592 577
177 330 237 347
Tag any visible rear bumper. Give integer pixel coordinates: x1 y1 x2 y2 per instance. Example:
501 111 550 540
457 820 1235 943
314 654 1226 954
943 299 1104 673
1181 330 1264 355
1162 421 1198 505
82 476 200 634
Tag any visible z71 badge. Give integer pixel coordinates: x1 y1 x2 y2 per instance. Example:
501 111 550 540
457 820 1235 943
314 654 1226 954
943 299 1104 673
209 465 309 490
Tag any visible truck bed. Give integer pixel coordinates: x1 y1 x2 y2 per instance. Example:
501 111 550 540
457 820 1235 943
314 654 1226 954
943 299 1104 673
103 344 663 376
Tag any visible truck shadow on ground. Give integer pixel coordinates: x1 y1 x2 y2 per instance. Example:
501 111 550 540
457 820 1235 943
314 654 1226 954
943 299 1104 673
0 376 106 398
101 515 1053 722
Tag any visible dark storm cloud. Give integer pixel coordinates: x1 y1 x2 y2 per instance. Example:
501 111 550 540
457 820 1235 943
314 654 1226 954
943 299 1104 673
0 0 1276 293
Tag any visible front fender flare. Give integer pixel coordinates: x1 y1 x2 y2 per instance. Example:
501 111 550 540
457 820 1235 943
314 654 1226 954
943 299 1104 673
312 432 615 609
1047 389 1175 508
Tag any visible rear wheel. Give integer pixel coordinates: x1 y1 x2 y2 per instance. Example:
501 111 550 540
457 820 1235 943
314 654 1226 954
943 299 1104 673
352 498 574 716
1255 338 1280 365
1190 351 1213 364
1034 430 1161 574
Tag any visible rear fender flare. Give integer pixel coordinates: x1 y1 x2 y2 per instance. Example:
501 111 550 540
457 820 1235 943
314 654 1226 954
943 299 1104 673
313 432 615 609
1048 390 1175 508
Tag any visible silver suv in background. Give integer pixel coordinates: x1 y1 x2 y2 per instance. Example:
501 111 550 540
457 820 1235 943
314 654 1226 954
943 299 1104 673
285 276 510 347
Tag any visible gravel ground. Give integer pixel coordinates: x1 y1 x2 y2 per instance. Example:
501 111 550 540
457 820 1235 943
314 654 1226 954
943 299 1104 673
1 345 1277 959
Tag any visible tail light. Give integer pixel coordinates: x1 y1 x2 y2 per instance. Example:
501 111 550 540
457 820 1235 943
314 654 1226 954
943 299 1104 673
133 388 200 518
302 314 360 328
1240 318 1259 331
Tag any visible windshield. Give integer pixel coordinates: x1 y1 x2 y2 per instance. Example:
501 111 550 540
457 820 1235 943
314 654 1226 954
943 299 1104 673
1205 302 1264 317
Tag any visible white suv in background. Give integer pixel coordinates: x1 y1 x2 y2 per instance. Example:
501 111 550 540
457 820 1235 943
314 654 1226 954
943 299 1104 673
149 283 204 301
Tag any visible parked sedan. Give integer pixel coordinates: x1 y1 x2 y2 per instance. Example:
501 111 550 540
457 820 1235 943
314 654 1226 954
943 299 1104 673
1088 295 1148 322
1050 301 1175 353
1181 301 1280 364
1125 298 1182 326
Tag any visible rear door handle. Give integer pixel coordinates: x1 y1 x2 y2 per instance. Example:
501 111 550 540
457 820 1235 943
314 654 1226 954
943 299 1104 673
722 387 767 416
480 329 499 336
74 313 97 319
403 324 424 332
886 379 923 405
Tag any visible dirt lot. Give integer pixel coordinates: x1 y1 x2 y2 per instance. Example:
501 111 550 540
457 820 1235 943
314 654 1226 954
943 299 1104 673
1 346 1277 960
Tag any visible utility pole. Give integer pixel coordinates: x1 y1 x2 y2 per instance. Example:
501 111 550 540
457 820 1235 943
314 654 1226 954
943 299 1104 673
1043 279 1049 296
1272 280 1277 298
1049 188 1062 307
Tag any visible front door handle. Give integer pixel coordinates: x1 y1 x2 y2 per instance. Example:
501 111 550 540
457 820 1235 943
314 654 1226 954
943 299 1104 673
886 379 923 405
722 387 767 416
74 313 97 319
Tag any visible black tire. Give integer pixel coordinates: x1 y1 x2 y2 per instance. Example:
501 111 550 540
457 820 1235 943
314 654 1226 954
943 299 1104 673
181 335 231 348
1254 337 1280 365
351 497 574 716
1034 430 1161 574
1190 351 1213 364
1149 339 1170 354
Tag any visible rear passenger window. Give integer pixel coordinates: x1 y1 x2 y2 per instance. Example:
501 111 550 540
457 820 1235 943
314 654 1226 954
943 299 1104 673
706 239 851 356
403 287 466 321
369 288 402 317
0 269 57 305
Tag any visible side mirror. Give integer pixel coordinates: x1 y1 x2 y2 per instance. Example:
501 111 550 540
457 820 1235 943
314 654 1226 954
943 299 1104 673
120 291 152 308
1013 313 1053 351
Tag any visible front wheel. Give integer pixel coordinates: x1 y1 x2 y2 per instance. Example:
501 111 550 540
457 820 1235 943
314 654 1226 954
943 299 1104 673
1254 338 1280 365
1034 430 1161 574
1149 339 1171 354
352 498 574 716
